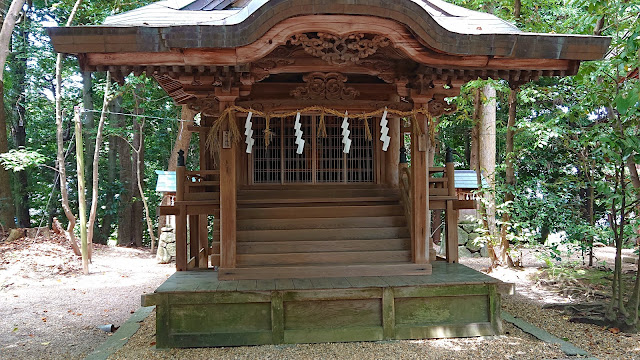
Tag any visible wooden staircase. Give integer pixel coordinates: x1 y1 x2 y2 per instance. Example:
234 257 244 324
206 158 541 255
217 184 431 280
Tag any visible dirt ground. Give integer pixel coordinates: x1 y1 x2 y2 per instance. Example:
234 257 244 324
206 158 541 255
1 232 639 359
0 233 174 359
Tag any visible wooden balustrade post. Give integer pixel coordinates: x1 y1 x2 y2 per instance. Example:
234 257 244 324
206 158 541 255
217 89 239 270
410 94 430 264
445 148 459 263
175 150 187 271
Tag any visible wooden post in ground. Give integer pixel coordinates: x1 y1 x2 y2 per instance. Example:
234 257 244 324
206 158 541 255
175 150 187 271
217 88 239 270
410 94 430 264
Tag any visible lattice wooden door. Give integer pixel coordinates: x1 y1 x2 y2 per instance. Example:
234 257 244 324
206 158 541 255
252 115 375 184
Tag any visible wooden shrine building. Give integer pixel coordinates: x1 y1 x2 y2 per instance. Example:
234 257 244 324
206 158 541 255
48 0 609 348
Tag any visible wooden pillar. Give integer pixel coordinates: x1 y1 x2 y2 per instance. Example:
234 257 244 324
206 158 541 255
445 158 459 263
198 214 208 269
217 89 239 269
189 215 199 267
410 95 430 264
175 158 187 271
386 116 401 187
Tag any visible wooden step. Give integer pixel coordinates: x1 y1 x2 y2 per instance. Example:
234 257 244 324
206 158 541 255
235 216 406 231
237 239 410 254
218 263 432 280
237 250 411 266
237 205 403 219
234 227 410 242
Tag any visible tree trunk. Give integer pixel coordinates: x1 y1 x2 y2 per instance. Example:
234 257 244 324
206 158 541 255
131 115 143 247
74 108 89 274
499 87 517 267
476 84 499 268
514 0 521 19
480 84 497 235
11 10 29 228
54 0 83 255
82 71 95 199
87 74 110 251
98 120 117 242
114 97 133 246
0 82 15 230
0 0 25 230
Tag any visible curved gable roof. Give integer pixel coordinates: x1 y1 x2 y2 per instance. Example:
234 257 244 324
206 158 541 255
48 0 609 62
104 0 520 36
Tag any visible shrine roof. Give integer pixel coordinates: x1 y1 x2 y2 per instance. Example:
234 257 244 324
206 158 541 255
47 0 610 63
102 0 520 36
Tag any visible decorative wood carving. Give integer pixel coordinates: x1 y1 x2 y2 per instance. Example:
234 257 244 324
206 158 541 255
187 97 219 116
291 72 360 100
250 58 296 82
289 33 390 66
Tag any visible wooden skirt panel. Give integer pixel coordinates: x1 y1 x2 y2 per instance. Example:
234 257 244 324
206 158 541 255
150 283 501 348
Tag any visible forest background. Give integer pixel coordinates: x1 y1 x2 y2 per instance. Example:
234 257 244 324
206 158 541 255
0 0 638 328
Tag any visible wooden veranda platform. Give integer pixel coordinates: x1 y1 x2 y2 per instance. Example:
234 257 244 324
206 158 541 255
143 262 508 348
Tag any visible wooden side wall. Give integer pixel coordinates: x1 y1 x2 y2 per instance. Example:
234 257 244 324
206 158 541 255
149 283 501 348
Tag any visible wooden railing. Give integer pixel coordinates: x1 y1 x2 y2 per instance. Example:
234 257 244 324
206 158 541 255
159 166 221 271
398 162 461 263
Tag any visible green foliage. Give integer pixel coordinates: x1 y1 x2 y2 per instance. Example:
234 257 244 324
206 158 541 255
0 148 46 171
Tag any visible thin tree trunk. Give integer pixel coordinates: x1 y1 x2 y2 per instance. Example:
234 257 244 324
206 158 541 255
74 108 88 274
514 0 521 19
86 74 110 251
131 89 157 250
131 116 143 247
0 0 25 230
54 0 83 255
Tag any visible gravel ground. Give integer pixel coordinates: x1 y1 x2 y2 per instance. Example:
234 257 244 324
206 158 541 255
110 245 640 360
0 236 175 360
109 311 566 360
3 234 639 360
464 247 640 360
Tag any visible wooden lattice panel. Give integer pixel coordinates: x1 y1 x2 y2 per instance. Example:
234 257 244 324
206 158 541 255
252 115 374 184
252 117 282 184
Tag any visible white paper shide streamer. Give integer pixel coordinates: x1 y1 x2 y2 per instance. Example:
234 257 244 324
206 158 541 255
244 112 254 154
379 108 390 152
294 112 305 154
342 111 351 154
